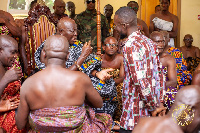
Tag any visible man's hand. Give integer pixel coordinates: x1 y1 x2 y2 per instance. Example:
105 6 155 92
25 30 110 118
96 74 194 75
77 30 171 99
151 106 166 117
0 95 19 112
96 68 114 81
3 66 22 84
81 41 93 59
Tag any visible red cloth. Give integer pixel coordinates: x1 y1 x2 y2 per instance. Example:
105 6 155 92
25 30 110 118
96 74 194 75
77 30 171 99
0 81 25 132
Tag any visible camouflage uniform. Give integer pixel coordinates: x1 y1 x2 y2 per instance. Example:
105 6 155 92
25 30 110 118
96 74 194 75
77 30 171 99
75 9 109 53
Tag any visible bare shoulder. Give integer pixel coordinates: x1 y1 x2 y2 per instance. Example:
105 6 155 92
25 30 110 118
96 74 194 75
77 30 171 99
116 54 123 60
137 18 147 26
170 13 179 21
150 13 158 20
0 10 14 21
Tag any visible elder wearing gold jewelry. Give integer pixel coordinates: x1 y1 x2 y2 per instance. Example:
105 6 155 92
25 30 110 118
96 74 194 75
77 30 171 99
132 85 200 133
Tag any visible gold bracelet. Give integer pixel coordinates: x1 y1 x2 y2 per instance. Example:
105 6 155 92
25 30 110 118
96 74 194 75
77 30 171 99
75 61 82 71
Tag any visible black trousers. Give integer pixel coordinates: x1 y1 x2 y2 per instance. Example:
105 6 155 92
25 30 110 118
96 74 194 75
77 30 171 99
119 128 132 133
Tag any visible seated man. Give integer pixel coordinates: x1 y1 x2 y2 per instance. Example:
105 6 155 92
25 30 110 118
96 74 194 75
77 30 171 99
35 17 117 118
132 85 200 133
0 35 24 132
150 31 177 110
179 34 200 75
100 37 124 130
161 31 192 89
16 35 113 132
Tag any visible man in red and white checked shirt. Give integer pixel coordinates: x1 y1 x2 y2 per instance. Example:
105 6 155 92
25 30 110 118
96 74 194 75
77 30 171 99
113 7 166 132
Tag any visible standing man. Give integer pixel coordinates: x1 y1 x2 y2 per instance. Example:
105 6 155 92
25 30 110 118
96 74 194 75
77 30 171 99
52 0 68 22
149 0 179 47
104 4 114 36
127 1 149 37
66 1 76 20
75 0 109 53
114 7 165 132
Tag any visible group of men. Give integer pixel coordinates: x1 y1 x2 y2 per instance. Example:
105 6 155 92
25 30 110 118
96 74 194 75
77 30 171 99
0 0 200 133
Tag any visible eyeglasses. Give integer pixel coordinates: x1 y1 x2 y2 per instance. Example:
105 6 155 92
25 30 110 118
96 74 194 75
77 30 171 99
105 43 118 47
86 0 95 4
184 38 193 41
154 40 165 44
129 7 138 10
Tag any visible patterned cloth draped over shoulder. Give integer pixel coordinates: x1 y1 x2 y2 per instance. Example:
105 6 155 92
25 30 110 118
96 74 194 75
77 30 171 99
185 57 200 76
167 47 192 89
28 105 112 132
162 66 178 110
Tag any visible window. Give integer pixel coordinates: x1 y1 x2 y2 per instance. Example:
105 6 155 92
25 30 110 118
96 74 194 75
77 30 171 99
8 0 54 19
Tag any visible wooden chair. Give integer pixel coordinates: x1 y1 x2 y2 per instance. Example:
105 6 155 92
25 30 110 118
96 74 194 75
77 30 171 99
23 4 57 75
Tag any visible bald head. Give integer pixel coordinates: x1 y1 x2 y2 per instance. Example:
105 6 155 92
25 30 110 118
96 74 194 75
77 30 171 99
150 31 164 40
57 17 75 31
104 36 117 45
0 35 18 50
175 85 200 106
44 35 69 60
115 6 137 26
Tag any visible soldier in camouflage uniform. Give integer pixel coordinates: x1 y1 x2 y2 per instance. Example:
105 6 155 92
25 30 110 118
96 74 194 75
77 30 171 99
74 0 109 53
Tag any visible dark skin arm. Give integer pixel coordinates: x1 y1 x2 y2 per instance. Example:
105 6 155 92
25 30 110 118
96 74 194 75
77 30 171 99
195 47 200 58
149 14 156 34
163 55 177 88
0 67 22 96
84 75 103 108
167 15 179 38
0 11 21 37
113 55 124 85
19 26 28 74
15 79 30 130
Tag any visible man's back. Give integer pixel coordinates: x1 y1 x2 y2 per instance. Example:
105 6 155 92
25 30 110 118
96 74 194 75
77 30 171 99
24 67 92 110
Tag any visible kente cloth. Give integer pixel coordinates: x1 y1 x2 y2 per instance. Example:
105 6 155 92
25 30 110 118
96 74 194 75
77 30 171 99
0 81 25 133
120 31 165 130
162 66 178 110
35 39 117 115
185 57 200 75
28 105 112 133
152 17 175 47
0 25 10 35
167 47 192 89
74 9 109 53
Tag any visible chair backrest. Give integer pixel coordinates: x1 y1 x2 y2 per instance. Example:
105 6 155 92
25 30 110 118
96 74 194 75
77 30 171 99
24 4 57 75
